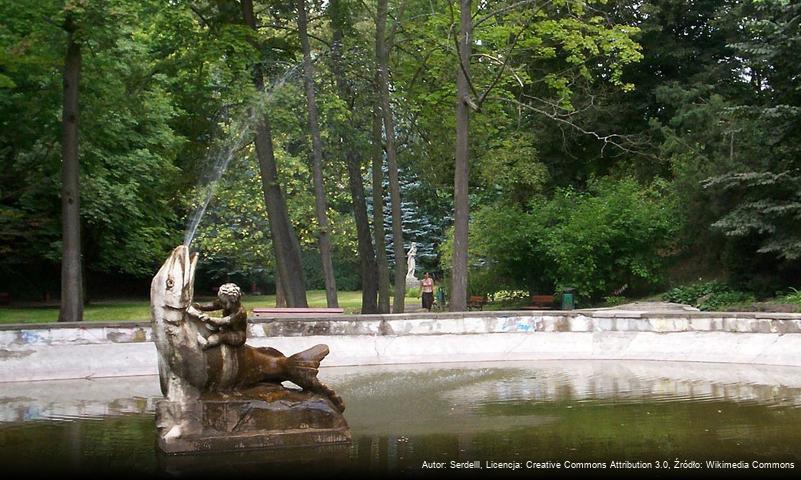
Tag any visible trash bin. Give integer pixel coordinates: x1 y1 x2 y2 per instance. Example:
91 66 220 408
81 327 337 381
561 288 575 310
435 287 446 308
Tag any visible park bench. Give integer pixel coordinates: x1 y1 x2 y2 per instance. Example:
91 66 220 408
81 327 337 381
521 294 555 310
251 307 345 319
467 295 488 311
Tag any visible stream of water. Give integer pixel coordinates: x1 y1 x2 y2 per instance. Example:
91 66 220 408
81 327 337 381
182 63 303 248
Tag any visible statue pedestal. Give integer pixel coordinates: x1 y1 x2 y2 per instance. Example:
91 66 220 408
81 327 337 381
156 383 351 454
405 275 420 289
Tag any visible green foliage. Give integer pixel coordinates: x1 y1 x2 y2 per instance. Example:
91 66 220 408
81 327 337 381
478 131 549 206
493 290 530 302
394 0 643 194
538 178 679 299
698 291 755 311
648 0 801 286
780 288 801 307
603 296 627 307
446 177 679 301
0 0 186 277
662 281 730 305
301 250 361 291
662 281 755 311
3 0 800 308
704 172 801 260
190 153 274 283
405 287 420 298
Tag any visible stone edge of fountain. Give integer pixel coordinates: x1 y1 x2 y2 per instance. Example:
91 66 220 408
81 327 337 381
2 309 801 382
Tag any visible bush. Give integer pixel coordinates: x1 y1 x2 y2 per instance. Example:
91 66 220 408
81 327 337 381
698 291 755 311
663 281 729 304
663 281 754 311
406 287 421 298
603 295 628 307
494 290 530 301
779 288 801 306
446 177 679 301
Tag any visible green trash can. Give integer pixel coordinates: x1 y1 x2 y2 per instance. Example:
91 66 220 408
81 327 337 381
435 287 446 311
561 288 575 310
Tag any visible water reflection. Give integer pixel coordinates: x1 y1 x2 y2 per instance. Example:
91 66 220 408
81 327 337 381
0 375 160 423
2 360 801 477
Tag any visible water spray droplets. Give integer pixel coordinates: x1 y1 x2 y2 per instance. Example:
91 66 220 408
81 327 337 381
182 63 305 248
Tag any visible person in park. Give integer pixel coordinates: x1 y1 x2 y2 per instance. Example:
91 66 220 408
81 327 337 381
190 283 248 350
421 272 435 311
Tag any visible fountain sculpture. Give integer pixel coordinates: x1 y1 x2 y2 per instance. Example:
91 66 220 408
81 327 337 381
151 245 350 453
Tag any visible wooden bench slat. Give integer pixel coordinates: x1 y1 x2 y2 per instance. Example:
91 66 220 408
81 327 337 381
252 307 344 313
251 307 345 317
467 295 488 311
526 294 555 310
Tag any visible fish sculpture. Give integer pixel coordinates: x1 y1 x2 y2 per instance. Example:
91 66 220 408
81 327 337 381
150 245 344 415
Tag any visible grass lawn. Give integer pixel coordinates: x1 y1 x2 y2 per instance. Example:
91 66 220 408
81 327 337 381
0 302 155 324
0 290 366 324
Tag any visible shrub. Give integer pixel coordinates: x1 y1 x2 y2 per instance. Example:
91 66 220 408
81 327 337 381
663 281 729 304
780 288 801 306
444 177 679 301
663 281 754 311
698 291 755 311
494 290 530 301
603 295 628 307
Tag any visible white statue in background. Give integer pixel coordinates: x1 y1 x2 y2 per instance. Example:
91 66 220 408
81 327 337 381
405 242 420 289
406 242 417 277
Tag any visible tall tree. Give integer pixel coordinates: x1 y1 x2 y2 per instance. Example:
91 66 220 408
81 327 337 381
450 0 472 311
371 105 392 313
329 0 379 313
296 0 338 307
241 0 308 307
376 0 406 312
691 0 801 287
2 0 188 302
58 9 82 322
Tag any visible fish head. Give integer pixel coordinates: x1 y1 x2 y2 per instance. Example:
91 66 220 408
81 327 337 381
152 245 199 312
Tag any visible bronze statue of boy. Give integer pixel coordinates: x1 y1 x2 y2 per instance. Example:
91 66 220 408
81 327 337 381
191 283 247 350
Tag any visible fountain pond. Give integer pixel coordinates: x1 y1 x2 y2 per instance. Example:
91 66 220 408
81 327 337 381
2 360 800 478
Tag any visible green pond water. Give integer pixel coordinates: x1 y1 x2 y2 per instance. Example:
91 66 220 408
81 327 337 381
1 360 801 478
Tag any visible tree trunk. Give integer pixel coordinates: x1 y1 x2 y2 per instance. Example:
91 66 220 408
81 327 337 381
242 0 308 308
376 0 406 313
330 0 379 314
275 279 287 307
345 150 379 313
59 16 83 323
371 104 392 313
296 0 338 308
450 0 472 312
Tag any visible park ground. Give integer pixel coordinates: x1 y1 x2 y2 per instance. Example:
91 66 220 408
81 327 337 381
1 288 798 324
0 290 366 324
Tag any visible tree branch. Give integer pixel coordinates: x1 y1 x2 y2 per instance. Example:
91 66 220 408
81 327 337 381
387 0 409 50
261 23 332 48
187 4 211 28
474 14 533 107
491 95 659 159
452 24 481 104
474 0 552 29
